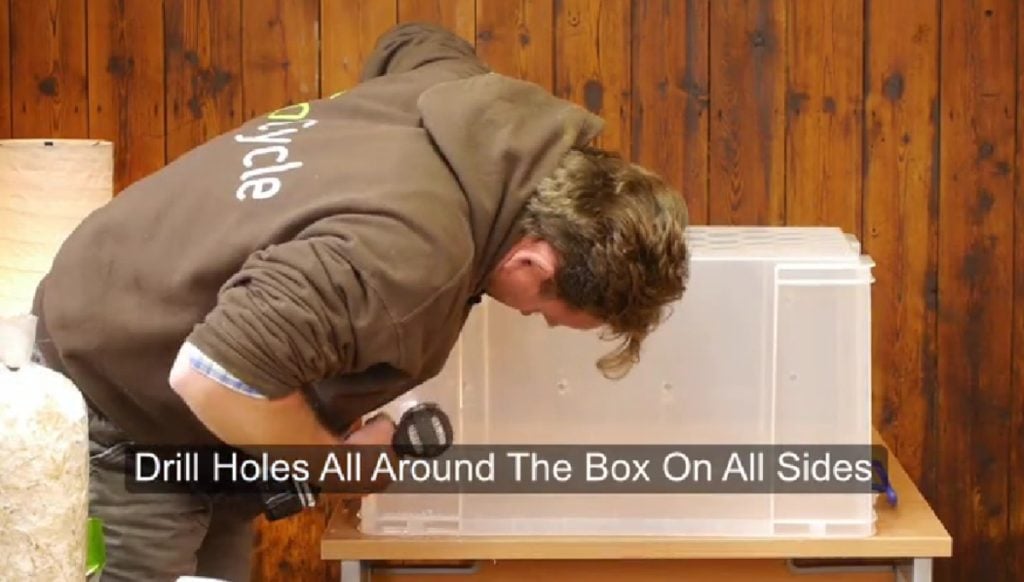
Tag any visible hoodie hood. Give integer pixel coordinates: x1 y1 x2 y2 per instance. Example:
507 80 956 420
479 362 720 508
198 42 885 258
417 73 605 294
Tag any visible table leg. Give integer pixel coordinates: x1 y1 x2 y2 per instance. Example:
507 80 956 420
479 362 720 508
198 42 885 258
896 558 932 582
340 560 367 582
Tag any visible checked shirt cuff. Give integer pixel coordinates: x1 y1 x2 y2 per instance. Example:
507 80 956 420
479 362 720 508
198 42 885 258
181 341 267 400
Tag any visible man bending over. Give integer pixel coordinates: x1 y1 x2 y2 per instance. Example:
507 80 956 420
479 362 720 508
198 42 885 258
32 22 689 582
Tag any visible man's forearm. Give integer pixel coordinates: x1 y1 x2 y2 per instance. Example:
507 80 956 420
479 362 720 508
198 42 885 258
169 363 339 447
170 366 400 494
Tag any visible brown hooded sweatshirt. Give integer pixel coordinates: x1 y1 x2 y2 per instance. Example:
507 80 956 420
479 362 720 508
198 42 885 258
32 23 605 445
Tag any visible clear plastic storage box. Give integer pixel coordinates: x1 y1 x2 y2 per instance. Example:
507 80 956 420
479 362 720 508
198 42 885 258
360 226 877 538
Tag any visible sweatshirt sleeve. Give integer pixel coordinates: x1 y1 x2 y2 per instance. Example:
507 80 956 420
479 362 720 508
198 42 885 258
185 235 401 399
360 22 487 82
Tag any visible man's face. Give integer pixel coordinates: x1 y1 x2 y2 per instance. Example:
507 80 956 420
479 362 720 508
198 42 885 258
512 294 603 330
485 237 604 331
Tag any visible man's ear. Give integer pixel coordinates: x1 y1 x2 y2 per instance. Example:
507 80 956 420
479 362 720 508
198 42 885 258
515 240 558 280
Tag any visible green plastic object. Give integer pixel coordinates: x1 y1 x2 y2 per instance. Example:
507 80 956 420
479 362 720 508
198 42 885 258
86 518 106 579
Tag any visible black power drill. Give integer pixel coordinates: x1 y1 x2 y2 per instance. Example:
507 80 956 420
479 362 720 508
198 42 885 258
259 402 453 521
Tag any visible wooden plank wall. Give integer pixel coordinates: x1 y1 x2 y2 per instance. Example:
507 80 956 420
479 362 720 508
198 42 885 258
1 1 1020 580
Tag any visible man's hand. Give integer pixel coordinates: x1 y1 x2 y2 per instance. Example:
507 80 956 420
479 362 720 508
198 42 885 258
343 413 397 446
335 413 401 495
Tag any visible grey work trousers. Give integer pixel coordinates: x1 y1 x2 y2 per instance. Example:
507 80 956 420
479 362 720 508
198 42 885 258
31 339 260 582
87 408 258 582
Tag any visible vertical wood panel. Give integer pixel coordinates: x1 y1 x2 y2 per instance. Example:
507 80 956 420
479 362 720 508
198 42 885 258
475 0 554 91
87 0 165 193
708 0 786 225
248 2 354 554
252 502 344 582
632 0 709 224
785 0 864 234
241 0 320 120
1014 0 1024 575
862 0 939 492
937 0 1016 580
11 0 87 138
244 8 359 536
555 0 631 157
165 0 242 162
321 0 397 95
398 0 475 44
0 0 10 138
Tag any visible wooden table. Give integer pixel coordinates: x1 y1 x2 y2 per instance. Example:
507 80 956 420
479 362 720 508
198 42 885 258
321 435 950 581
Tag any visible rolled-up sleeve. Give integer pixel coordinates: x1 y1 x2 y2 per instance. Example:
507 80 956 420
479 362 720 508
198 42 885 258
186 236 400 399
178 340 266 399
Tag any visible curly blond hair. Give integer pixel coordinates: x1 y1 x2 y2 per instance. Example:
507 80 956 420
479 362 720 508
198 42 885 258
518 147 690 379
